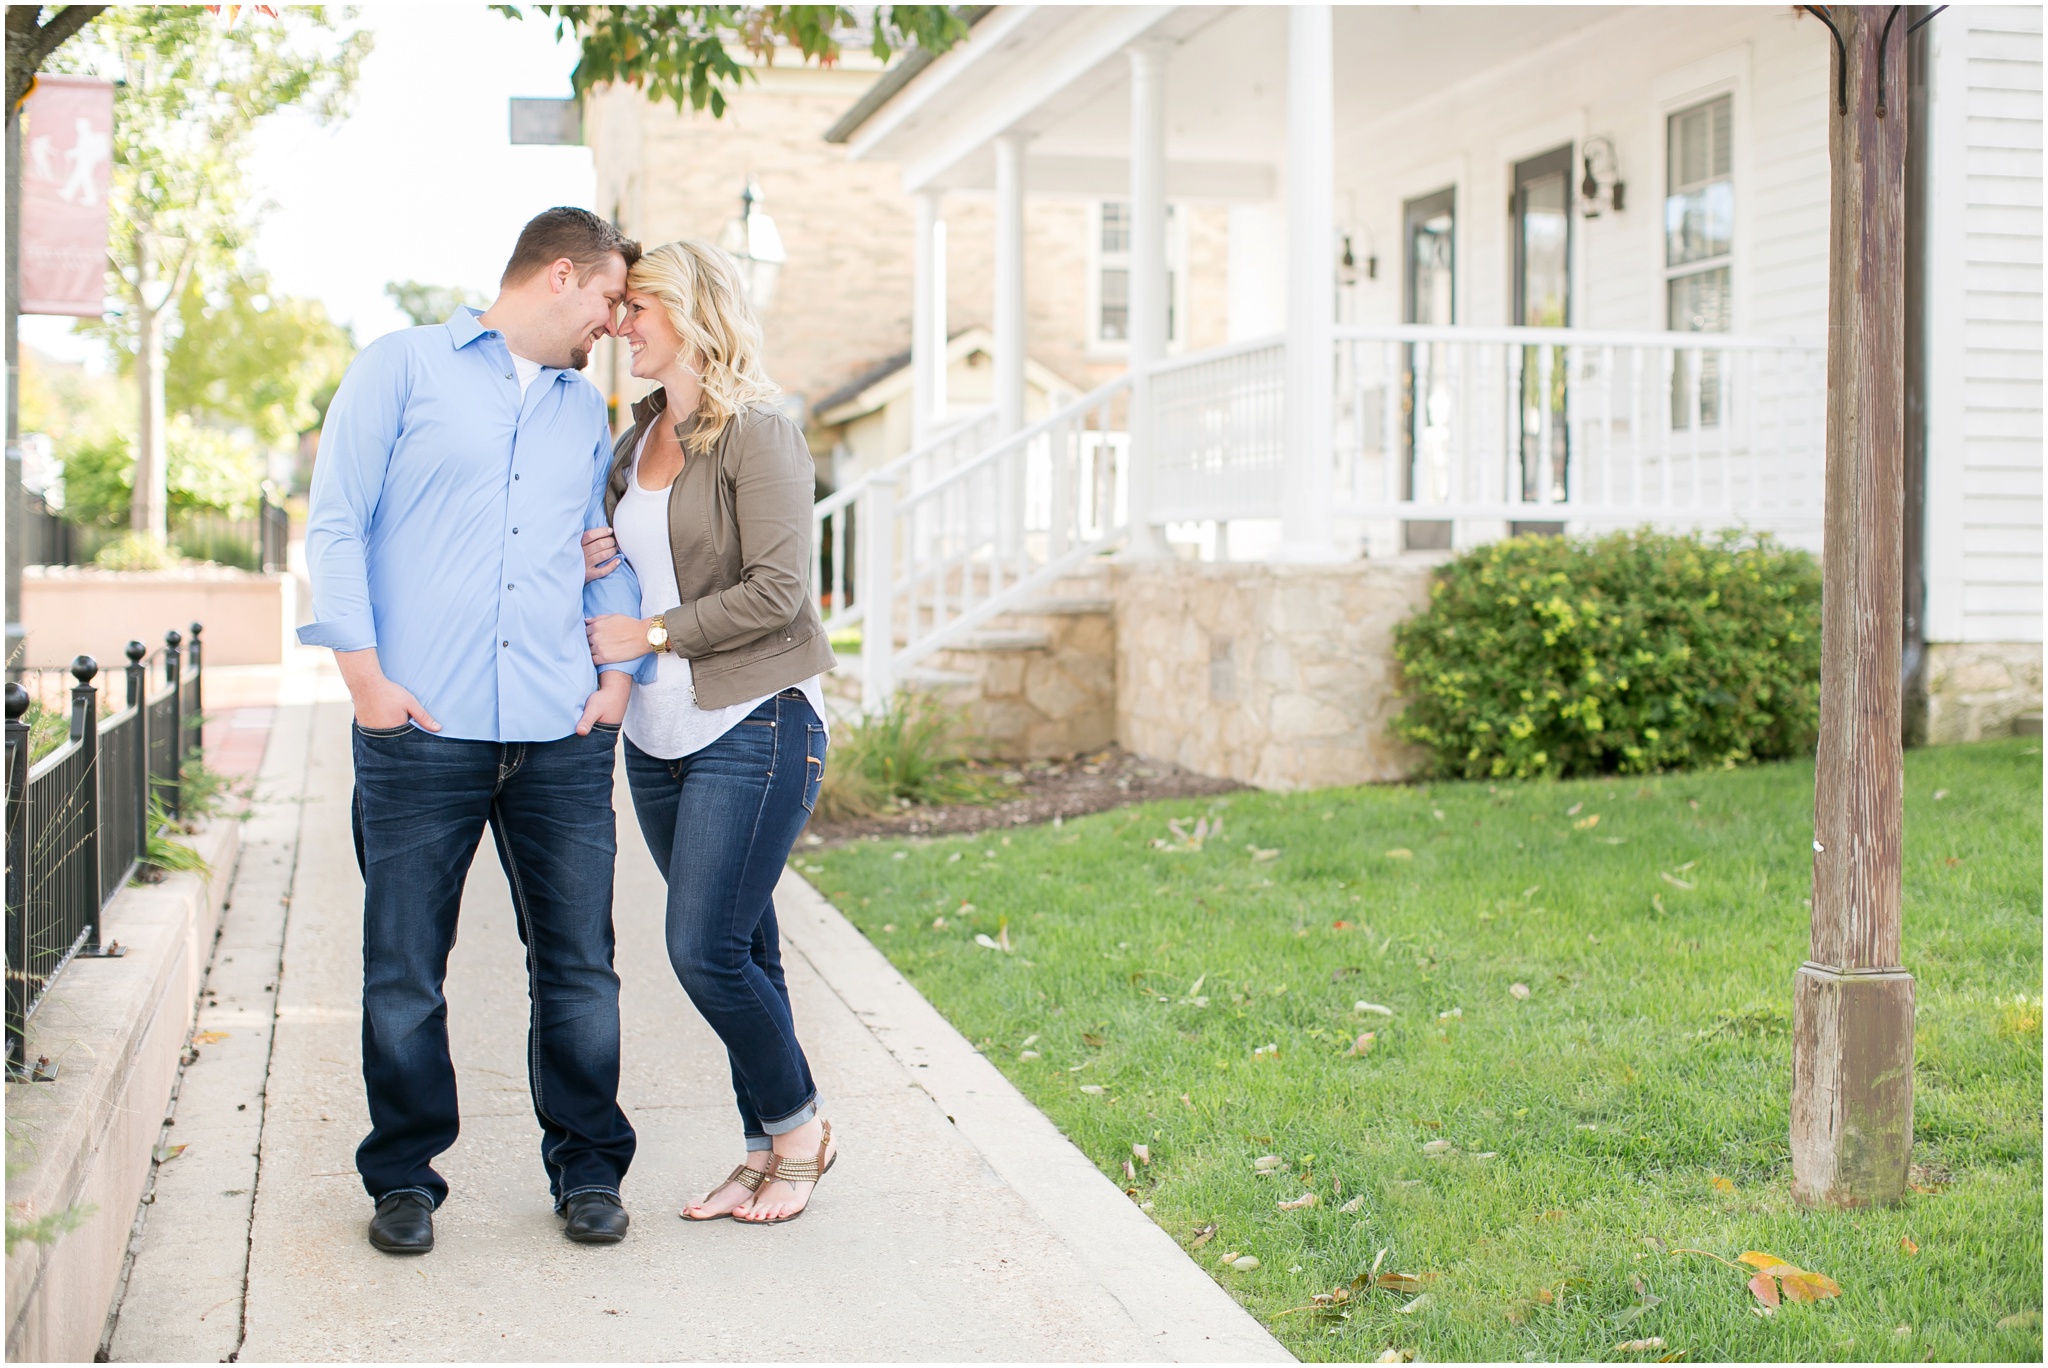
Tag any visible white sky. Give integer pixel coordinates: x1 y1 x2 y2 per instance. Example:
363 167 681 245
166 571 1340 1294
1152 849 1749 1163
23 3 595 367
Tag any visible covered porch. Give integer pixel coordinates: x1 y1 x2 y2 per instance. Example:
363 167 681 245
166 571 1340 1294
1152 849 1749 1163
829 4 1831 563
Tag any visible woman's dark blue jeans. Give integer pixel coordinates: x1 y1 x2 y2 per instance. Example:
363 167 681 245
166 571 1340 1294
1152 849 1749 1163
623 688 827 1149
350 721 635 1210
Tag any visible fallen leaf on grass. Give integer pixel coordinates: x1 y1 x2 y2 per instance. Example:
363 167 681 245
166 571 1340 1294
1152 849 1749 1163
1189 1222 1218 1248
1997 1310 2041 1330
1733 1250 1841 1308
1397 1294 1431 1314
1248 846 1281 862
1614 1295 1665 1326
1574 814 1601 829
1900 1236 1918 1255
1614 1339 1667 1353
1229 1255 1260 1271
1660 871 1695 890
1079 1084 1105 1095
1375 1350 1412 1363
1124 1159 1137 1180
1422 1139 1455 1155
1254 1155 1286 1172
1350 1032 1377 1056
1081 1032 1105 1047
1132 1143 1150 1165
1278 1192 1318 1211
1356 1001 1394 1016
1374 1273 1428 1295
1340 1194 1366 1212
1509 982 1531 1000
1710 1176 1736 1194
974 933 1008 952
1384 848 1413 860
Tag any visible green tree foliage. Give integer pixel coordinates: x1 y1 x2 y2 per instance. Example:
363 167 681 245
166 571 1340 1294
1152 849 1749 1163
384 280 489 329
1392 529 1822 780
57 6 370 538
167 270 355 449
500 4 969 115
58 418 267 528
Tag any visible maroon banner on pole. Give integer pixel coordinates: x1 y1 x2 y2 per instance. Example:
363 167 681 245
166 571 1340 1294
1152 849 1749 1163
20 75 114 318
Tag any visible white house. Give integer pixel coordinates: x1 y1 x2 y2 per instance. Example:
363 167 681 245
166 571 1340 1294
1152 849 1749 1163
809 5 2040 780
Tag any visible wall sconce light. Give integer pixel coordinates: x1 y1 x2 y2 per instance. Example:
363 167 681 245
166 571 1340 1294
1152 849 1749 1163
718 178 786 308
1579 135 1626 218
1338 231 1378 284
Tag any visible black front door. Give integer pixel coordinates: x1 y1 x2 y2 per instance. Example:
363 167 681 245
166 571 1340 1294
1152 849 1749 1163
1513 145 1573 507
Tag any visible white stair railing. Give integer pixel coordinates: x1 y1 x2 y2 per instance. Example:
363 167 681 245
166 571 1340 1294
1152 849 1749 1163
812 406 998 635
858 377 1131 711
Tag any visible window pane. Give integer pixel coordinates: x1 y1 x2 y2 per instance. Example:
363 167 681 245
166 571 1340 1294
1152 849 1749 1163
1101 202 1130 255
1520 172 1568 328
1100 267 1129 341
1668 267 1731 428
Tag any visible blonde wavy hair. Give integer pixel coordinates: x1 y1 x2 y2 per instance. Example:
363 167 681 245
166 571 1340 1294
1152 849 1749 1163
628 239 782 456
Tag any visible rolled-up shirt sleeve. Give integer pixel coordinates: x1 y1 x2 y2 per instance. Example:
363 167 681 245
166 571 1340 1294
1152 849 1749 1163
581 428 658 684
297 341 405 652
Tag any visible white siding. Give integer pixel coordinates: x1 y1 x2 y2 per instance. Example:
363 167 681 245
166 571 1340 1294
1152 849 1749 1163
1926 6 2044 644
1333 7 1828 343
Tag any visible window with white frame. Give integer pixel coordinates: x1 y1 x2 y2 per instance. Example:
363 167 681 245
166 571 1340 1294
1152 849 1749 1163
1091 201 1182 349
1665 94 1733 426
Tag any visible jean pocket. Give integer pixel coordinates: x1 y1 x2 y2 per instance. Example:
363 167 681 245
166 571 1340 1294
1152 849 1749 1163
590 721 621 734
355 720 413 738
800 724 827 813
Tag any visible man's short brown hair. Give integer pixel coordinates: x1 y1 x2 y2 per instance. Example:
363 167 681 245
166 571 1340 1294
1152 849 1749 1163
500 207 641 288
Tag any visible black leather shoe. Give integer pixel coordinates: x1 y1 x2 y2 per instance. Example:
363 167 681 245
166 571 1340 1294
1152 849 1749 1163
561 1191 630 1244
368 1192 434 1254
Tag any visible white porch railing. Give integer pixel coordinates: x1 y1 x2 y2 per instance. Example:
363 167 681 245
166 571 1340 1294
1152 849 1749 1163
1150 325 1826 538
855 377 1130 710
811 406 998 635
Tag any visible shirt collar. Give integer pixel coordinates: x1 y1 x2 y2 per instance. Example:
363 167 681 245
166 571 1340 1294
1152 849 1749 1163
444 306 491 351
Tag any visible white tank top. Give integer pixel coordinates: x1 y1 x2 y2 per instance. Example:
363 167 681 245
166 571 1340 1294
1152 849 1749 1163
612 429 827 759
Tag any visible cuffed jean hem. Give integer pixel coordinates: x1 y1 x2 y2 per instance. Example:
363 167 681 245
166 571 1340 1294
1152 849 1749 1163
759 1095 819 1136
554 1183 623 1211
376 1185 439 1208
744 1135 773 1152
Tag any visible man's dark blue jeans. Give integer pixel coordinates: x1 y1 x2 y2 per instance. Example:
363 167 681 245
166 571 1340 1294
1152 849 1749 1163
623 689 826 1151
350 720 635 1210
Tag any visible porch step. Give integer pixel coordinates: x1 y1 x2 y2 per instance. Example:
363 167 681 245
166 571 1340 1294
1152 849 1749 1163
952 630 1052 653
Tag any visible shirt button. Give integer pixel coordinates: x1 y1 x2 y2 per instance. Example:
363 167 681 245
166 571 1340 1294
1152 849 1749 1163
512 528 519 535
505 371 514 380
502 640 510 648
513 473 520 481
507 583 515 590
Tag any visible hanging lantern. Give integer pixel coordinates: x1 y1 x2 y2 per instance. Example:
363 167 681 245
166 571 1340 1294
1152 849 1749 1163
718 179 786 310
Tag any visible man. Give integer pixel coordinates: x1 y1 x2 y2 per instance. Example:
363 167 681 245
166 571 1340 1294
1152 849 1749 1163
300 207 650 1254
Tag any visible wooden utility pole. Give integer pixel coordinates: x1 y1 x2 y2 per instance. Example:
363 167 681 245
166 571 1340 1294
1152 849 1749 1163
1791 3 1914 1208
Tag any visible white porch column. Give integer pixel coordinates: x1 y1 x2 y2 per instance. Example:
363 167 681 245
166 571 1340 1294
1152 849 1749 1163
1279 4 1342 561
993 133 1028 436
911 190 948 448
1123 38 1171 558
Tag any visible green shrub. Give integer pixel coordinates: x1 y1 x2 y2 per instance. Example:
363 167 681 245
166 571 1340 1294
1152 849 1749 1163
1392 528 1821 779
814 690 996 821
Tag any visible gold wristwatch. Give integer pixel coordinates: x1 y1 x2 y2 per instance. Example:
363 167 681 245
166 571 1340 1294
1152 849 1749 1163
645 614 669 652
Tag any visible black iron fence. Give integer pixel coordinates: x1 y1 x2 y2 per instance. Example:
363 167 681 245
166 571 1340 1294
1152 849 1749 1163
23 493 291 572
4 625 205 1081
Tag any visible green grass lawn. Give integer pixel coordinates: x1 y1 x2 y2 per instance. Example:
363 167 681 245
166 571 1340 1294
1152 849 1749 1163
797 739 2042 1363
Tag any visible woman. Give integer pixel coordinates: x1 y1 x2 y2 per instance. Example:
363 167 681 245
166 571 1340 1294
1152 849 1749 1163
583 240 837 1225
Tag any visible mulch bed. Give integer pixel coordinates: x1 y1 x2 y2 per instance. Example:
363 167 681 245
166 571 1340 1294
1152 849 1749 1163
800 744 1246 847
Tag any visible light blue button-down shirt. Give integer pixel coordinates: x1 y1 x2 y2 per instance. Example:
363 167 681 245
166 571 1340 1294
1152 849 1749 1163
299 308 649 743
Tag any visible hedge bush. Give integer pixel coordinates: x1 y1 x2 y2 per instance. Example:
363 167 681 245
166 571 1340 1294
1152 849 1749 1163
1392 529 1821 779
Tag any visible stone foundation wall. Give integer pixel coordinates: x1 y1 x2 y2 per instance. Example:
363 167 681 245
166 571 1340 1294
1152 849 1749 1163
1113 559 1433 790
927 606 1118 761
1924 642 2044 743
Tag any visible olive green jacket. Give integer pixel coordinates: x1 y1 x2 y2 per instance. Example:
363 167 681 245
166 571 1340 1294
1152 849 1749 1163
605 389 835 709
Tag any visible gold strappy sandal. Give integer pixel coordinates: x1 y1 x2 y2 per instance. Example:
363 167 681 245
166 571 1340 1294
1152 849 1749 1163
739 1121 836 1226
681 1162 770 1221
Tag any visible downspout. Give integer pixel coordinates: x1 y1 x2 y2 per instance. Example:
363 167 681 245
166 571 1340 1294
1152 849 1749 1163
1901 5 1931 746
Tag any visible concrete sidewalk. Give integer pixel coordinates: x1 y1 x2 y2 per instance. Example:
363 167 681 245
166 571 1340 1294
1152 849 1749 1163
107 672 1290 1362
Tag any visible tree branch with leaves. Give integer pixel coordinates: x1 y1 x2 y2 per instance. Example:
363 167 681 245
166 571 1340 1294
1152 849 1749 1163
54 5 370 541
497 4 967 116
